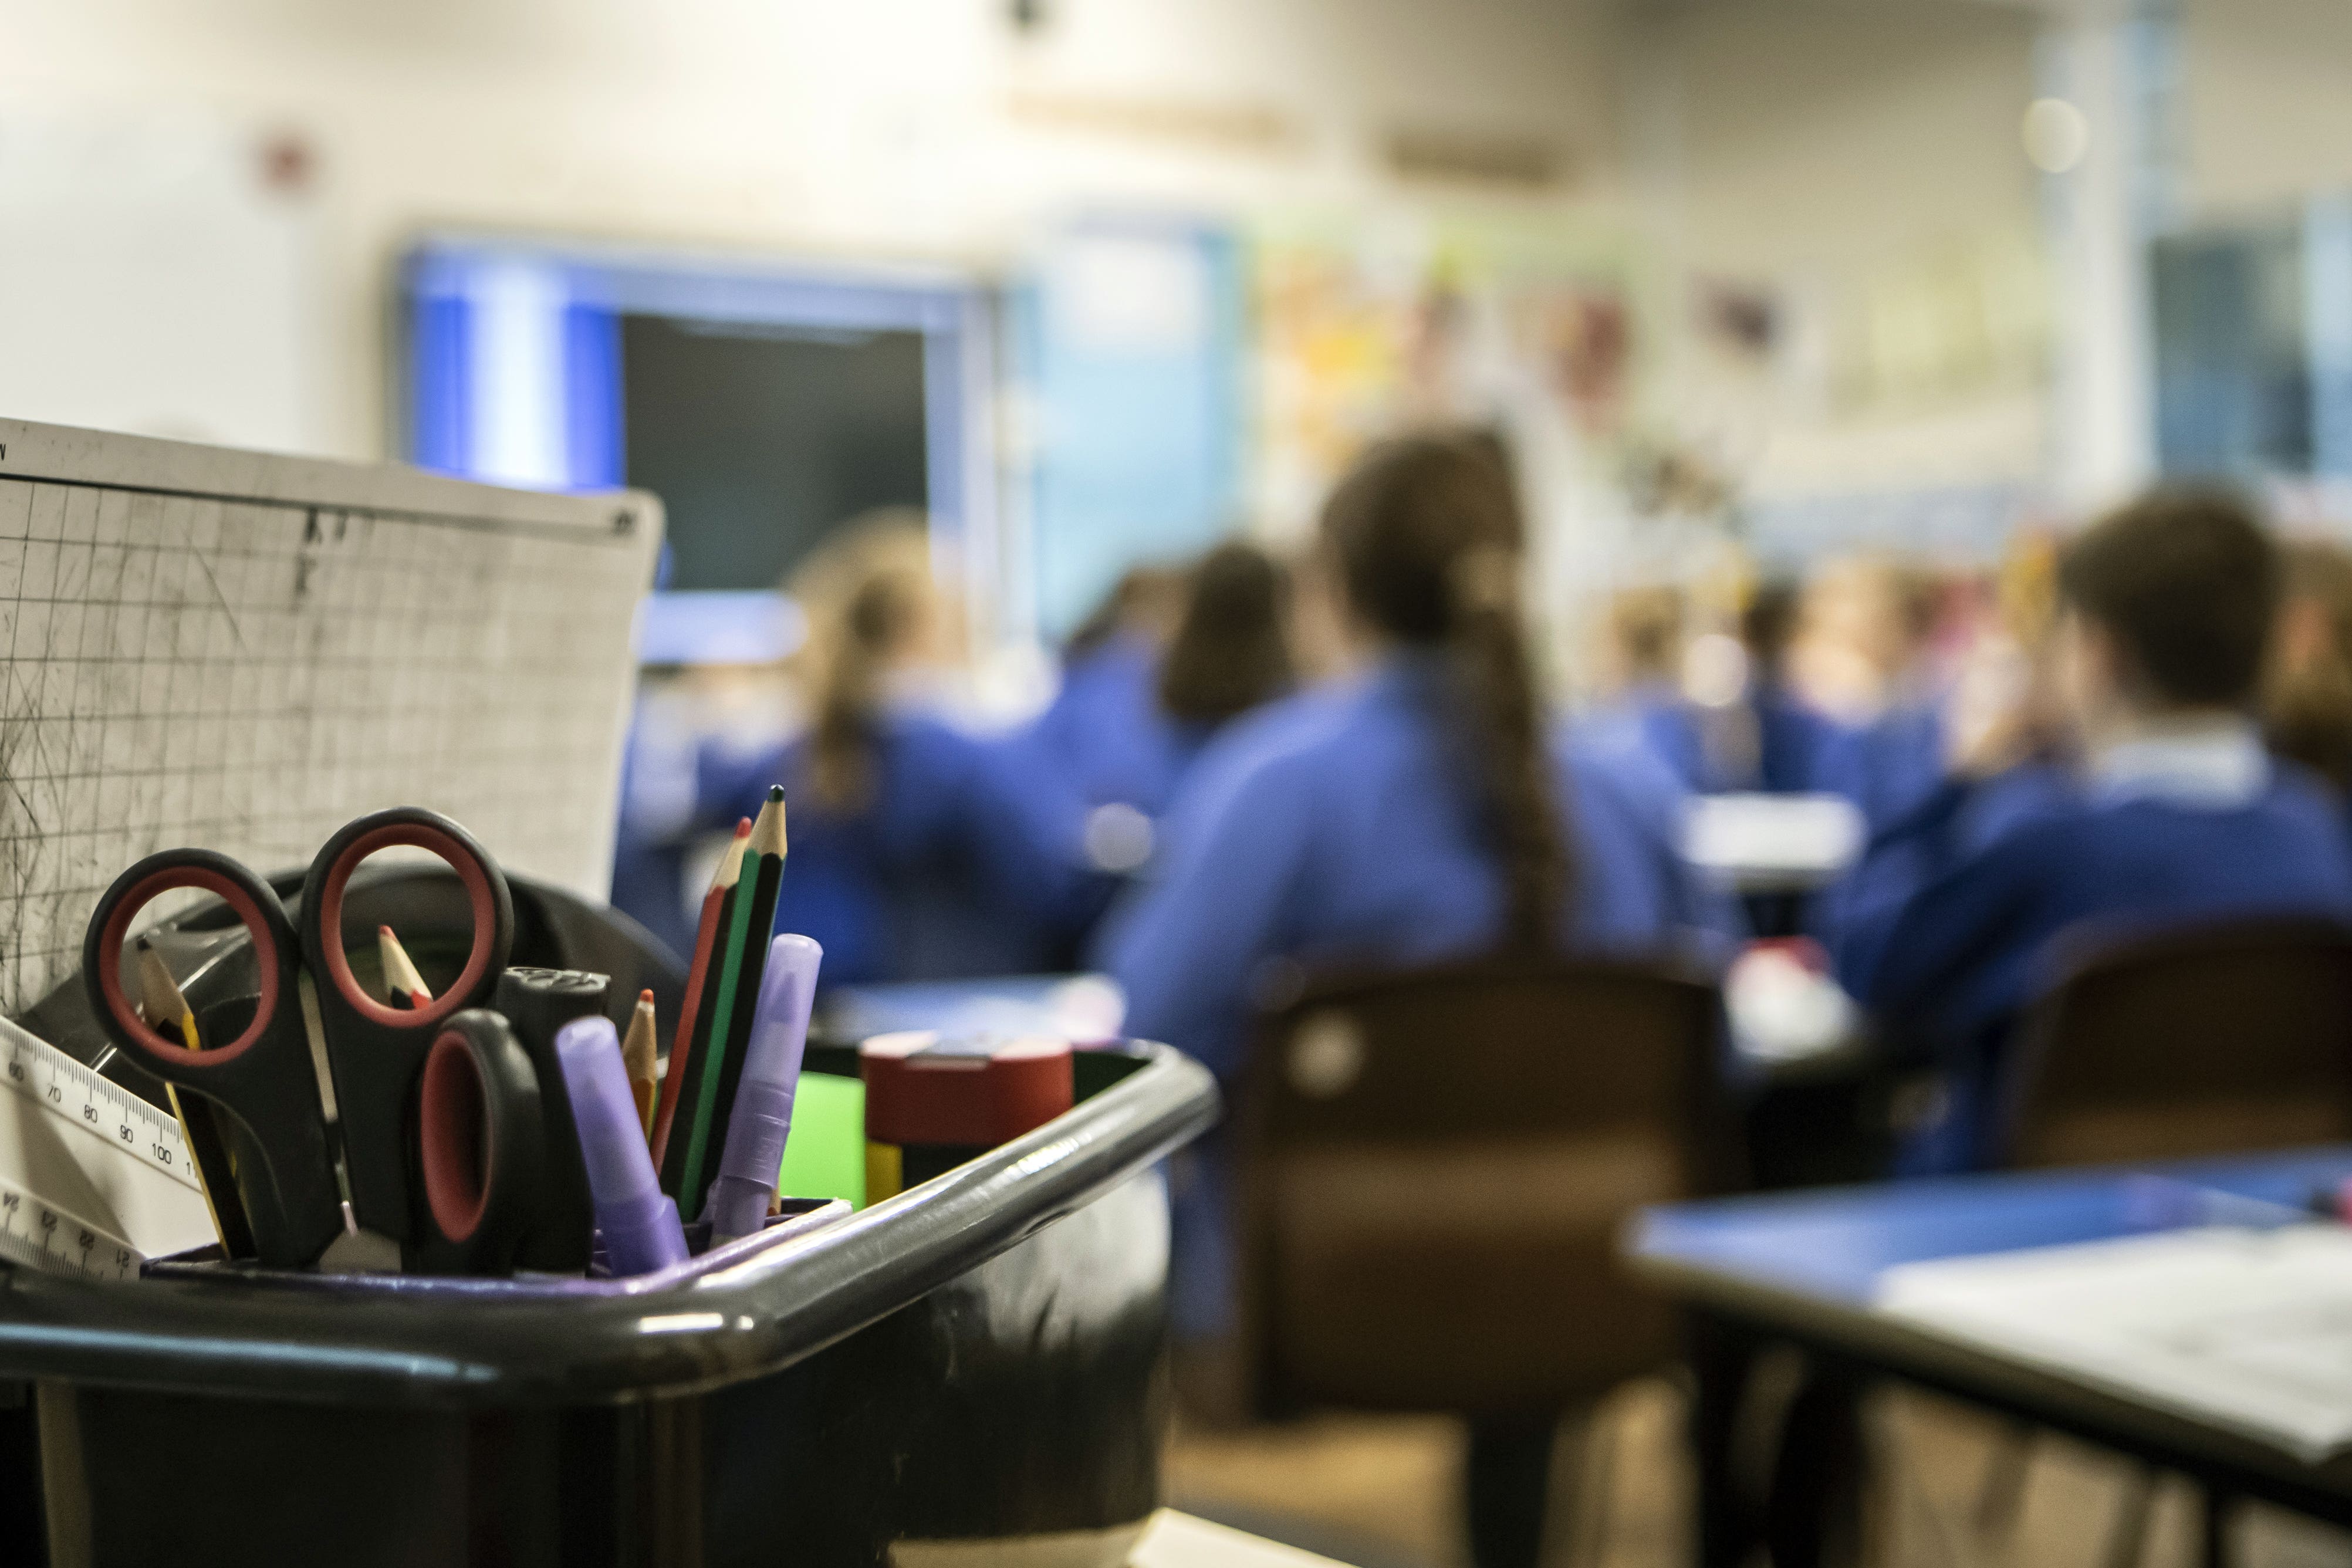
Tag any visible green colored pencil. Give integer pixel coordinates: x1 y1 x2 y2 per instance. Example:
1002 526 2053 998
676 788 786 1215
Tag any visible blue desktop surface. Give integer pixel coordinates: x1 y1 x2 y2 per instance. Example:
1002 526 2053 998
1631 1147 2352 1307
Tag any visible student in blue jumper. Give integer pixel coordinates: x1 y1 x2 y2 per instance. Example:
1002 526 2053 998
1591 580 1841 797
1811 564 1950 832
1101 434 1725 1568
1589 584 1711 786
1143 540 1296 799
2264 539 2352 799
1022 565 1188 817
1825 488 2352 1174
1019 546 1296 837
703 519 1100 985
1735 579 1844 795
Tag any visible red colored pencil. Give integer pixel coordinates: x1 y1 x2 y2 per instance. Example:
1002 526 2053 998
651 817 749 1167
378 924 433 1010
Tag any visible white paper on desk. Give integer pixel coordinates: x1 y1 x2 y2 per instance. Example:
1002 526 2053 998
1683 793 1864 883
1878 1226 2352 1462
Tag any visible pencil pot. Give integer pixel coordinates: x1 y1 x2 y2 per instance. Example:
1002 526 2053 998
1 982 1215 1568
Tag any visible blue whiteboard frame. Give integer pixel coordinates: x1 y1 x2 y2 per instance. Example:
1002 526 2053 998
397 236 999 658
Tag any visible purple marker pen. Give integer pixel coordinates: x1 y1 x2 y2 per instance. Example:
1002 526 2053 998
554 1015 689 1275
705 934 823 1241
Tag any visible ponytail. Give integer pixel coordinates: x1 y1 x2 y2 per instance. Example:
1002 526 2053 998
810 575 911 807
1447 543 1569 949
1322 436 1572 951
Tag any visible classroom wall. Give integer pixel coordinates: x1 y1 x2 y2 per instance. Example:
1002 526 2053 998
18 0 2352 556
0 0 1627 467
1643 0 2352 519
2182 0 2352 225
1634 0 2047 511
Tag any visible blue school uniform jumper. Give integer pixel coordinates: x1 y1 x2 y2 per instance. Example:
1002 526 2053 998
1099 654 1732 1338
702 705 1100 987
1823 724 2352 1174
1814 698 1949 832
1592 681 1842 797
1021 632 1201 820
1589 682 1711 793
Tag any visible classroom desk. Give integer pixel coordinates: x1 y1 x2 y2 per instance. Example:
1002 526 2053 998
1628 1148 2352 1567
818 971 1896 1189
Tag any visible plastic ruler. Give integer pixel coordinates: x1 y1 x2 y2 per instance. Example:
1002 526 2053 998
0 1014 213 1282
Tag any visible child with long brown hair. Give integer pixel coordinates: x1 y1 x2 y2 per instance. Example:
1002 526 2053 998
1100 433 1724 1568
702 514 1097 982
1022 542 1295 828
1107 435 1719 1069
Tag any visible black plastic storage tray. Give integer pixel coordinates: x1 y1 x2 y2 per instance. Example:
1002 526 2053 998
0 1039 1217 1568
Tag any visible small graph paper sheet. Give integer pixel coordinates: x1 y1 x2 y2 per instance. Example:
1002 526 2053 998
0 418 663 1018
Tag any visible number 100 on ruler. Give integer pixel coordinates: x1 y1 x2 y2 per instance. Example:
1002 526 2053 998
0 1015 212 1283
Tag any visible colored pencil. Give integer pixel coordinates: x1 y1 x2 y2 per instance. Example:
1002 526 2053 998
651 817 749 1171
675 788 786 1218
136 937 200 1051
378 924 432 1009
137 937 254 1255
622 988 659 1141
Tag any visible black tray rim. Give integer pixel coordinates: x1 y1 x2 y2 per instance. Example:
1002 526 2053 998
0 1040 1217 1409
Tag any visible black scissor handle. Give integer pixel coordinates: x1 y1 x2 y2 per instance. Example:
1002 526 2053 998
80 851 342 1268
84 850 298 1068
302 808 515 1030
302 807 515 1243
409 1011 543 1276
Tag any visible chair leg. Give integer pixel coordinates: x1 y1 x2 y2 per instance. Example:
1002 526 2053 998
1764 1359 1867 1568
1684 1318 1763 1568
2200 1484 2235 1568
1465 1411 1566 1568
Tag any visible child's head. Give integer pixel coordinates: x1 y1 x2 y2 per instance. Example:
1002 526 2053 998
2054 486 2280 738
1606 586 1685 691
1158 541 1294 726
2265 540 2352 791
790 512 954 806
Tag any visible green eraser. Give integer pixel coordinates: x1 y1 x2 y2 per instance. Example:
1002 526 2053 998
778 1070 867 1210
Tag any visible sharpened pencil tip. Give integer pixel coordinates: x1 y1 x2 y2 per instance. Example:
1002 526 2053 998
767 784 785 802
748 791 788 856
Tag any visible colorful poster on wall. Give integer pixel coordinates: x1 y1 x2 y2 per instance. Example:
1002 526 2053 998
1245 210 1653 539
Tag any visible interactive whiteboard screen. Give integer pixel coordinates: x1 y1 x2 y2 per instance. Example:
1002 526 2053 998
0 418 662 1018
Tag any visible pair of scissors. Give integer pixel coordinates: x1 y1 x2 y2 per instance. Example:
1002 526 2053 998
82 807 524 1270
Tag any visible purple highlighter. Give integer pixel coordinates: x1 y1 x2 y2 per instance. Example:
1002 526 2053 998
704 934 824 1242
553 1015 689 1276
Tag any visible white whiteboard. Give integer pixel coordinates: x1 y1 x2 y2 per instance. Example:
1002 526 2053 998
0 417 663 1017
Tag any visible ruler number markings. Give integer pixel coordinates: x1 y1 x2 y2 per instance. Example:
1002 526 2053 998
0 1038 197 1189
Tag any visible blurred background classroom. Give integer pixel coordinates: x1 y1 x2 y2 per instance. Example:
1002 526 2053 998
17 1 2352 1565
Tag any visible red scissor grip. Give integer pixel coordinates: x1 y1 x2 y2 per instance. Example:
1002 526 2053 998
87 857 284 1065
311 818 505 1027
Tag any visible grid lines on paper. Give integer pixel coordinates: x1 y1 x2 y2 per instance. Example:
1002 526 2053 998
0 475 645 1017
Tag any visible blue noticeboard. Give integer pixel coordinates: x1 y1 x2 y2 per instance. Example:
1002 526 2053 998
1016 222 1246 640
